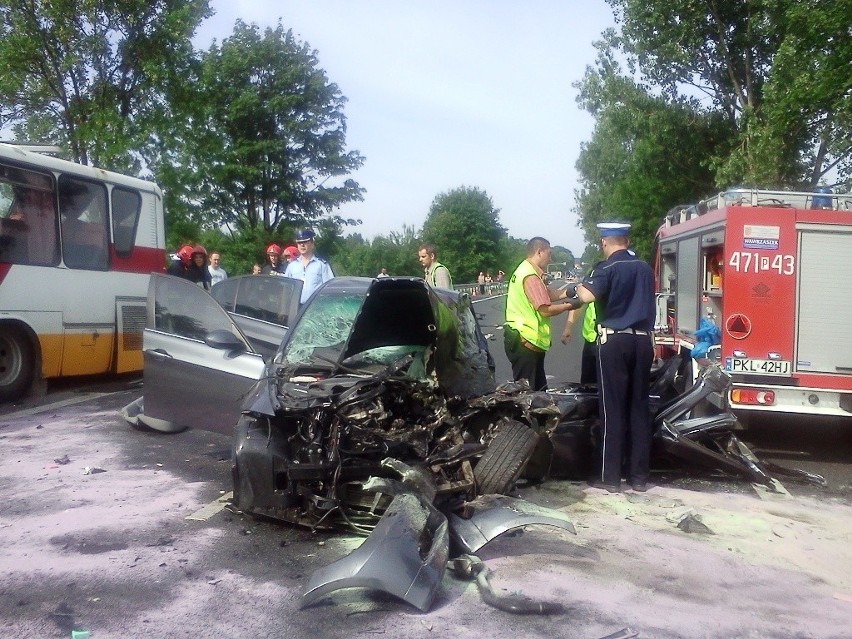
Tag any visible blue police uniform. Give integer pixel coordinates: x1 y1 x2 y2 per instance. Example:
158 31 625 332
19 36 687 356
285 255 334 303
582 225 656 490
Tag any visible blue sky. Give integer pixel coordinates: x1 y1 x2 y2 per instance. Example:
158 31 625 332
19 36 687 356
194 1 617 255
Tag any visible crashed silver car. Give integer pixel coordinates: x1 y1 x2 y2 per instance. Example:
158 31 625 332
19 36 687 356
125 273 822 613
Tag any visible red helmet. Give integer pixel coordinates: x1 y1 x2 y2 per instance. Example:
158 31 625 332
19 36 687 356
283 245 298 258
191 244 207 258
176 244 194 264
266 243 282 256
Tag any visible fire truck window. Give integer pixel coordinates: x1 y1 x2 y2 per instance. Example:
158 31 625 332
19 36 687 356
0 165 60 267
111 187 141 258
59 176 109 270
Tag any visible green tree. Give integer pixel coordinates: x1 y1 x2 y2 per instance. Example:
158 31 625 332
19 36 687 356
574 41 728 259
606 0 851 187
156 20 365 236
336 226 422 278
0 0 211 170
421 186 505 284
756 1 852 188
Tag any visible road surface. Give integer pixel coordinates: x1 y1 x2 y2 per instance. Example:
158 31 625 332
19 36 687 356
0 292 850 638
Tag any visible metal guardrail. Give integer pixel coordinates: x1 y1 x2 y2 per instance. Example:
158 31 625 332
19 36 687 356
455 283 507 297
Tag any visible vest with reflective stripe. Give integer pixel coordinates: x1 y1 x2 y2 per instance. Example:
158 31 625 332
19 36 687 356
505 259 550 350
582 301 598 343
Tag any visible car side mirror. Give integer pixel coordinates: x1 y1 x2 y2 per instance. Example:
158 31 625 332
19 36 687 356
205 329 247 352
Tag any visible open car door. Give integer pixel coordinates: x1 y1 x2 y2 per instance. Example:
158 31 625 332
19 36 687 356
210 274 301 358
142 274 272 435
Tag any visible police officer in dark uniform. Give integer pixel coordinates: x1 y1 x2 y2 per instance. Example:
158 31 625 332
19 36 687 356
577 223 656 492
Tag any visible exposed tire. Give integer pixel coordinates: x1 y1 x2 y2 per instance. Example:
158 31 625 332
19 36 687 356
474 418 539 495
0 325 35 402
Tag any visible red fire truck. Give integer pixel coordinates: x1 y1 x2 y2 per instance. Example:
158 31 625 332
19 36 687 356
654 188 852 421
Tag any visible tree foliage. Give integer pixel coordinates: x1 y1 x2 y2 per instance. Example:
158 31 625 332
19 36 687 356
0 0 211 171
421 186 507 284
575 0 852 256
575 41 729 260
335 226 423 278
606 0 851 187
155 20 365 236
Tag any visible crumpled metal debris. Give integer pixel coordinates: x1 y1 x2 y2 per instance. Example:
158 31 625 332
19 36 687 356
298 460 579 612
447 554 565 615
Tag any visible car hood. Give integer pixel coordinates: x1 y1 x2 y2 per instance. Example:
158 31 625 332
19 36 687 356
261 277 495 405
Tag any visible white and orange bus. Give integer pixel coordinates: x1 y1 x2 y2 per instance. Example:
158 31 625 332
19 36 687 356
0 143 166 401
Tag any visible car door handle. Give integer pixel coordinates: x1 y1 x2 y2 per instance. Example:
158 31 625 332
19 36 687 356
147 348 173 360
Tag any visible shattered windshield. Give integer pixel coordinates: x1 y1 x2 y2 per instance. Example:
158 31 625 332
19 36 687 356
278 293 363 369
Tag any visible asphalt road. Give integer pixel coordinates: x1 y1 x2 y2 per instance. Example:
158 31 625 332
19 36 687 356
0 292 850 637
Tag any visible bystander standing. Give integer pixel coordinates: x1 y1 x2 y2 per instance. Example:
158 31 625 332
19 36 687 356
417 243 453 289
208 252 228 285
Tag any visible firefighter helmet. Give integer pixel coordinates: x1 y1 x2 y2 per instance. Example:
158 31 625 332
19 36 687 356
266 243 282 256
176 245 194 264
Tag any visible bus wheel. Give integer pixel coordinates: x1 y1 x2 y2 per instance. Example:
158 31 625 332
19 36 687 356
0 326 35 402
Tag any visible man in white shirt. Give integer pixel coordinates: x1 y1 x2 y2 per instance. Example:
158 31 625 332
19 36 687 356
284 229 334 304
208 252 228 285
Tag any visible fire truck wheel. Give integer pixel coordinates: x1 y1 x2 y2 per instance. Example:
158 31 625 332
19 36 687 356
474 418 539 495
0 325 35 402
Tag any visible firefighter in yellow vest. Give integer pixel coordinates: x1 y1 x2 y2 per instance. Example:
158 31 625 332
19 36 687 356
504 236 582 391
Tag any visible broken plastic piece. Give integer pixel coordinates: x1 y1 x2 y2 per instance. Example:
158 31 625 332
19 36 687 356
300 492 449 611
448 494 576 554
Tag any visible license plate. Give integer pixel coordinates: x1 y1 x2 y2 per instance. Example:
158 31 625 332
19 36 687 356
725 358 791 376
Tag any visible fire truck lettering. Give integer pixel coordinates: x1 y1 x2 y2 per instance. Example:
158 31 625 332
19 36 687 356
729 252 795 275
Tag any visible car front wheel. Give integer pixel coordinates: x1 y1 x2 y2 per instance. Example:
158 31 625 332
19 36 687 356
474 418 539 495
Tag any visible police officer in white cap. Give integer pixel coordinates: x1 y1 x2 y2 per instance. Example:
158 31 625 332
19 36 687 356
284 228 334 303
576 222 656 493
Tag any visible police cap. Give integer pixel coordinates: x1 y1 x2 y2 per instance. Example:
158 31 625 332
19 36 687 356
295 228 315 242
597 222 631 237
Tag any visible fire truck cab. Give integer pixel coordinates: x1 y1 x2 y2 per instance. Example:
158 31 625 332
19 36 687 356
654 188 852 420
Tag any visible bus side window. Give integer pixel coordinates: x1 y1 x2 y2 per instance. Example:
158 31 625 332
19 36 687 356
0 181 28 263
111 187 141 257
59 176 109 270
0 164 59 266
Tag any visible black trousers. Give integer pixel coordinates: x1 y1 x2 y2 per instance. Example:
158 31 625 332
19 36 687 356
595 333 654 485
504 327 547 391
580 339 598 385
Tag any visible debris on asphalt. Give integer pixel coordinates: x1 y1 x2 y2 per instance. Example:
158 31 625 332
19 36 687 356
677 513 714 535
598 629 639 639
82 466 106 475
447 554 565 615
53 454 71 465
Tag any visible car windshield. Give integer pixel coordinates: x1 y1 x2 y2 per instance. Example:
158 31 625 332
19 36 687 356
274 277 495 396
278 292 363 370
